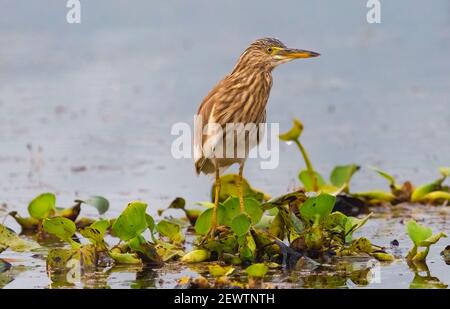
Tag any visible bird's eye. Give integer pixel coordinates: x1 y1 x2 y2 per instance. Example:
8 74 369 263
267 47 273 53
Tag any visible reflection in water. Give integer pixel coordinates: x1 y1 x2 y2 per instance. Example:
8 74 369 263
286 256 377 288
408 261 448 289
42 254 382 289
131 267 157 289
0 264 27 289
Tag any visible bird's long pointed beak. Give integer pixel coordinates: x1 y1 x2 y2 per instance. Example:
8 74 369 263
276 48 320 59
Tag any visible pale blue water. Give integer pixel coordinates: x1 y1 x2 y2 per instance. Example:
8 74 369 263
1 0 449 213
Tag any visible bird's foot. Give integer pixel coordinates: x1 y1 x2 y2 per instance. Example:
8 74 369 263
199 225 217 245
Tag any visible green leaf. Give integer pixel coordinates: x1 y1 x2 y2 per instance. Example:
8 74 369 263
109 251 142 264
181 249 210 263
47 246 97 276
439 167 450 178
55 202 81 222
299 193 336 224
145 214 155 231
441 246 450 264
410 249 429 262
269 212 284 239
46 248 79 272
43 217 79 248
222 253 242 265
195 201 214 208
419 232 447 247
279 118 303 142
155 241 185 262
75 217 96 229
79 219 109 248
223 197 262 225
298 170 326 191
305 224 323 250
128 235 163 265
239 246 253 261
330 164 360 189
90 219 109 234
203 235 238 255
260 190 307 211
352 191 396 202
8 212 40 231
371 252 395 262
344 213 372 242
411 180 443 203
195 208 212 235
212 174 269 203
350 237 372 253
156 220 184 243
185 209 202 226
324 211 348 231
231 213 251 237
42 217 76 240
289 212 305 233
239 234 257 262
318 184 344 195
82 196 109 215
208 264 235 278
246 263 268 278
112 201 148 241
194 205 226 235
145 214 157 241
371 167 397 187
222 197 241 225
406 220 433 247
422 191 450 203
28 193 56 220
168 197 186 209
158 197 187 216
0 224 39 252
79 244 97 269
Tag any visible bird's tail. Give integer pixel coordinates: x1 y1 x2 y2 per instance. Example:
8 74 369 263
195 157 216 175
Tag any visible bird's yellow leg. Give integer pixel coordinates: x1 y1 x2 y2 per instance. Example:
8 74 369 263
209 166 221 238
238 162 245 212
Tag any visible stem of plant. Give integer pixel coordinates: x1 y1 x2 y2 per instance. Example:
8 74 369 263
294 139 319 191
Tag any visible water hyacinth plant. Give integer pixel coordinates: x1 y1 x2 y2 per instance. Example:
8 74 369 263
279 118 450 207
8 193 109 234
0 118 448 289
406 220 447 263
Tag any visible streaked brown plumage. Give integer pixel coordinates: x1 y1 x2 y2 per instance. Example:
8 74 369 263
194 38 319 236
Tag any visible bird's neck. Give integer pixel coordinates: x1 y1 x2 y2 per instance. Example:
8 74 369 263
231 60 274 76
225 65 273 122
229 64 273 88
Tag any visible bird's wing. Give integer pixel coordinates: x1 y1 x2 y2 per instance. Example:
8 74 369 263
194 75 269 175
194 79 226 175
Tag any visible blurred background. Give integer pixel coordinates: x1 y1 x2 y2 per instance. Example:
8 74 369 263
0 0 449 216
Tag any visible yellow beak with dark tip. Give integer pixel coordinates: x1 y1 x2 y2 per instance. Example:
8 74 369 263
275 48 320 59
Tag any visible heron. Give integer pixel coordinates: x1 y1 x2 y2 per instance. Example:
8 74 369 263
194 38 319 236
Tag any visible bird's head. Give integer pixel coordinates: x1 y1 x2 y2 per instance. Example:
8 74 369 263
234 38 320 72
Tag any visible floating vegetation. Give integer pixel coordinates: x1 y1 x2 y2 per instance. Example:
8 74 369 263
8 193 109 234
406 220 447 263
279 118 450 207
0 117 448 289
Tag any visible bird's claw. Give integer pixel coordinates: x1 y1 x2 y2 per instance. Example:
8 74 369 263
199 225 217 245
